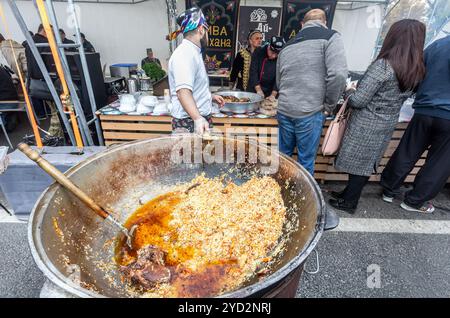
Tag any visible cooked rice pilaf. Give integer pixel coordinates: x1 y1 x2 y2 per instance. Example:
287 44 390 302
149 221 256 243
120 174 287 297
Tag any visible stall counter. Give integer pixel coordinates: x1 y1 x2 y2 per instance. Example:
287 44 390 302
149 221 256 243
96 103 423 183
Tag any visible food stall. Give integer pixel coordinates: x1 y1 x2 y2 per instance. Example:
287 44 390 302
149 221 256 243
95 0 427 184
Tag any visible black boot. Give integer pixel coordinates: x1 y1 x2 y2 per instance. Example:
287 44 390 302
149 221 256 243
329 198 357 214
329 190 345 199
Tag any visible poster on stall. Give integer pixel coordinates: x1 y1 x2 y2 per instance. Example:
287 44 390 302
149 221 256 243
236 6 282 52
186 0 240 71
281 0 337 42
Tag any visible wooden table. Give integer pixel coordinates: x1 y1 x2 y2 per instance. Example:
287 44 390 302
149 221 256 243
97 111 428 183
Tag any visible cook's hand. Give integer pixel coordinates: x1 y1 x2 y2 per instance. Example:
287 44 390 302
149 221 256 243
194 117 210 135
256 89 265 98
212 94 225 108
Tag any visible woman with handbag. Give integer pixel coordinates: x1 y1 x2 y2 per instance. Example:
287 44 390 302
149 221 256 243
329 19 426 214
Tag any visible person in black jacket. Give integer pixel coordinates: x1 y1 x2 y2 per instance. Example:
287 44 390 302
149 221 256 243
0 65 17 101
59 29 76 52
0 64 19 132
21 31 34 47
23 24 52 81
249 36 284 98
229 30 263 91
23 24 63 137
80 33 95 53
380 35 450 214
22 24 50 119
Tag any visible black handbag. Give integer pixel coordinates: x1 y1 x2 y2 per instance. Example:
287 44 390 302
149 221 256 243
29 78 53 100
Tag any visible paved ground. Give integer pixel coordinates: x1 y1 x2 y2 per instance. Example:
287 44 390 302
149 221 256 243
1 182 449 298
297 184 450 298
0 223 45 298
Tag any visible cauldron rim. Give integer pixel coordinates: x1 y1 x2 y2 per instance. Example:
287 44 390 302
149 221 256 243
28 135 326 298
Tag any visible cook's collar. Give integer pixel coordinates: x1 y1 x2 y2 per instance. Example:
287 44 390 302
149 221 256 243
183 39 202 53
302 20 328 30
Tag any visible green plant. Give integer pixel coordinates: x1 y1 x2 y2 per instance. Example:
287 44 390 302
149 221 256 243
142 62 166 82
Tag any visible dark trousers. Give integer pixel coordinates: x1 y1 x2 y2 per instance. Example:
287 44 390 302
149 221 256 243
342 174 370 204
31 98 47 118
381 114 450 207
171 114 213 133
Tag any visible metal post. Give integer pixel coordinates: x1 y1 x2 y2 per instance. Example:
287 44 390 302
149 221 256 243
67 0 105 146
6 0 77 146
0 116 13 149
45 0 94 146
428 0 438 29
427 0 438 43
371 0 390 60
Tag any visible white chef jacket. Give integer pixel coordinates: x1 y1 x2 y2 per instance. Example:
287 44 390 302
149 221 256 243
168 39 212 119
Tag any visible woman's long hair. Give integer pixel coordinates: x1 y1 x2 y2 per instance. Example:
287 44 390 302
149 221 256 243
377 19 426 92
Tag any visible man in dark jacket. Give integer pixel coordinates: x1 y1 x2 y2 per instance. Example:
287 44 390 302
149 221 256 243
249 36 284 98
59 29 76 52
23 24 63 137
381 35 450 214
23 24 51 81
80 33 95 53
23 24 50 119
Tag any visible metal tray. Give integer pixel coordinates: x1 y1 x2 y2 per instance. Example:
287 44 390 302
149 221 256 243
214 91 263 114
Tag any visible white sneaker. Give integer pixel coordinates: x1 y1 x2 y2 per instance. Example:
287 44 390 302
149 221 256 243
400 202 435 214
382 194 394 203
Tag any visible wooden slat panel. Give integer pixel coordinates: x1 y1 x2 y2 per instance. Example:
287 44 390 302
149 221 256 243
316 156 332 164
247 136 278 144
396 122 409 130
100 115 172 123
99 114 442 184
212 117 277 125
101 122 172 132
105 133 277 145
379 158 426 166
104 131 169 140
314 164 329 172
391 130 405 139
213 126 279 134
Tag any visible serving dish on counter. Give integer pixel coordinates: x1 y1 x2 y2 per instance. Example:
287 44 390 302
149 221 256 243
214 91 263 114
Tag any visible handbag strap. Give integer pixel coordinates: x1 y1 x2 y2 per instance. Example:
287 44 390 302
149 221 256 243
334 98 349 122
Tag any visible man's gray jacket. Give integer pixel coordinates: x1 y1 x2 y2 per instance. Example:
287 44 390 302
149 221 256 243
276 20 348 118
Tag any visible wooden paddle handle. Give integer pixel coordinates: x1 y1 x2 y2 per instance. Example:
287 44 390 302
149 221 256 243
18 143 109 219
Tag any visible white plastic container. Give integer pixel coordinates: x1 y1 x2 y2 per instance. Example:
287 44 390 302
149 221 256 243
119 94 136 113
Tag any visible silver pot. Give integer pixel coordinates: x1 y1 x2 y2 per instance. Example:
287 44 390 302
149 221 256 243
215 91 263 114
28 135 333 297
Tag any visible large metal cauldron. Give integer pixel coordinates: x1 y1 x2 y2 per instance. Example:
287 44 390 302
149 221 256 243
29 135 328 297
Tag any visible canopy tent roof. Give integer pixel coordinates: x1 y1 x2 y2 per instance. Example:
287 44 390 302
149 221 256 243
16 0 389 5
